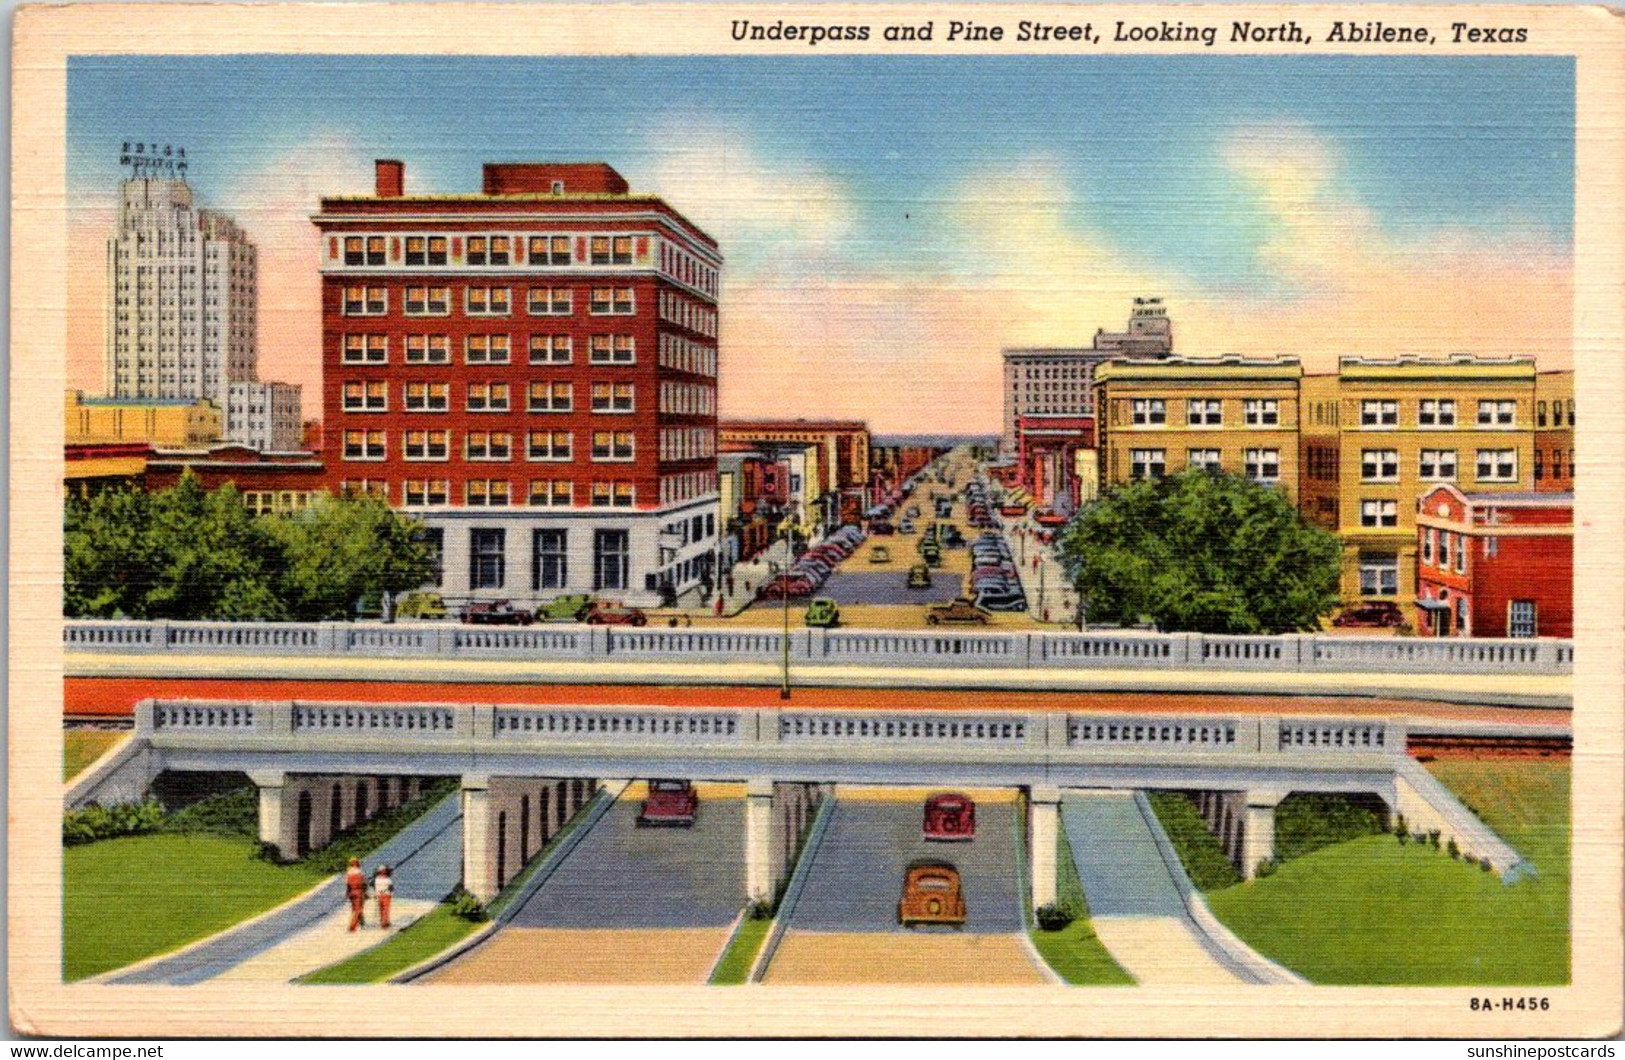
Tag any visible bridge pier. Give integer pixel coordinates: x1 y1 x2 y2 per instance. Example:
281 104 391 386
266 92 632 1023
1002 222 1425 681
1029 785 1061 912
744 779 826 908
1240 791 1285 879
462 774 600 903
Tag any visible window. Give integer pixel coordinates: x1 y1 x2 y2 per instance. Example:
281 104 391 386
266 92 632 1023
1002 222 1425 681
342 334 388 364
1418 399 1457 427
1422 528 1436 565
470 529 505 589
466 287 511 316
590 335 636 364
1455 536 1467 574
1485 536 1498 559
592 431 635 461
1439 531 1452 570
1361 449 1399 482
465 480 511 507
404 236 448 266
465 335 511 364
1243 399 1279 426
527 287 572 315
528 334 572 364
1245 448 1280 483
1553 450 1565 478
466 235 510 267
528 381 573 413
342 381 388 411
403 429 448 460
1360 400 1398 427
533 529 569 591
1566 399 1575 426
591 382 635 412
404 286 450 316
593 529 630 591
342 429 386 460
343 236 364 266
528 236 571 265
1509 600 1537 638
613 236 633 265
467 383 511 412
590 236 611 266
1130 399 1166 426
1186 449 1221 471
1477 400 1516 427
466 431 513 461
402 480 449 506
1186 399 1221 426
591 481 636 508
1129 448 1166 480
403 334 450 364
1534 449 1545 479
1358 553 1399 597
527 430 573 461
1359 499 1398 528
1536 401 1548 428
528 480 574 507
403 382 449 413
1418 449 1457 481
1475 448 1517 482
589 286 634 315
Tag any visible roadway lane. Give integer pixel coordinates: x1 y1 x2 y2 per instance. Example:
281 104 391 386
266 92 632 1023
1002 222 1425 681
814 570 963 606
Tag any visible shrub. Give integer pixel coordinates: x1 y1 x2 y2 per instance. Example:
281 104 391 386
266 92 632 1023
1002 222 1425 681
1394 813 1407 838
746 899 775 921
252 840 284 863
1480 857 1494 873
1428 830 1442 849
1274 794 1385 862
1035 902 1077 931
161 786 257 837
449 887 488 922
1254 858 1279 879
1447 838 1460 860
62 799 166 845
1145 791 1240 891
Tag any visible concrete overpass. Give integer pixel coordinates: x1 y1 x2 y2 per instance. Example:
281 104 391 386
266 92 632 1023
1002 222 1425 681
71 697 1532 907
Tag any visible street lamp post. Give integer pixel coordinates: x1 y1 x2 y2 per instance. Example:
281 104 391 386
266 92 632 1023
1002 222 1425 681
767 539 791 700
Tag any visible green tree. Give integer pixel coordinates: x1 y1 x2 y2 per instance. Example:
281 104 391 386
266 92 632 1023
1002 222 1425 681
263 492 438 620
1057 470 1342 634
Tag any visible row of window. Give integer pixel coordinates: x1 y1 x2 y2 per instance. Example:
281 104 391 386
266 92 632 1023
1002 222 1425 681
660 470 718 506
1358 448 1518 483
341 285 635 318
344 477 639 509
1536 400 1575 428
657 290 718 338
1533 449 1575 479
1129 448 1281 483
341 234 633 269
659 242 720 299
658 333 719 378
1419 527 1482 573
659 427 717 462
341 381 638 416
1127 398 1283 427
466 527 631 593
346 428 639 462
658 381 717 416
340 333 637 366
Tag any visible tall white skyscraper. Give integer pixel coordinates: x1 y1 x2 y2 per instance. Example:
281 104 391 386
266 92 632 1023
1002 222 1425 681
105 176 264 442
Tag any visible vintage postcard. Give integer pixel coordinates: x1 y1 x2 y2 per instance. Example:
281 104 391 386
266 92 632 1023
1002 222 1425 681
9 1 1623 1040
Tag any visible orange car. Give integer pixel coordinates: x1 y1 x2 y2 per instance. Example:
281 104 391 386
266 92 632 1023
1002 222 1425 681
897 860 966 928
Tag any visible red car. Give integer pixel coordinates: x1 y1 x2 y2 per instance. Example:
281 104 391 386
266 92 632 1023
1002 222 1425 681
638 779 698 827
761 574 817 599
581 600 649 626
923 792 976 841
461 600 534 626
1331 601 1405 628
1033 509 1069 528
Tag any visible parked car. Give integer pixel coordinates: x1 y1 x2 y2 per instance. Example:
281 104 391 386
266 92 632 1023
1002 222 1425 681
906 505 920 518
975 588 1028 612
581 600 649 626
536 594 593 622
869 520 896 536
1332 601 1406 628
941 526 965 548
462 600 534 626
923 792 976 841
898 860 966 928
1000 504 1028 517
920 542 942 567
638 779 698 827
870 546 892 564
396 591 448 621
899 518 915 535
804 597 841 628
1033 508 1069 528
906 564 932 589
760 574 818 599
926 598 992 626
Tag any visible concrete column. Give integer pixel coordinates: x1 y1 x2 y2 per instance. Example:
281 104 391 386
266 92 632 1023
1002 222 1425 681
462 776 496 903
1241 792 1285 880
1030 785 1062 912
744 778 776 905
249 771 289 854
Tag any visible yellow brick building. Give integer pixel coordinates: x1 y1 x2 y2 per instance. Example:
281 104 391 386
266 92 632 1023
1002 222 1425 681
1094 355 1303 504
64 389 222 448
1533 370 1575 493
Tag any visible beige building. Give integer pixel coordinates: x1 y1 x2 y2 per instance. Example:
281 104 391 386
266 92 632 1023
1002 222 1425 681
64 389 222 447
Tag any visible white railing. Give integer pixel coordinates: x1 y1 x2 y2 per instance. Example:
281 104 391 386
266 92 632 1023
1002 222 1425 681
1069 717 1240 751
63 619 1574 675
494 707 742 743
778 712 1028 745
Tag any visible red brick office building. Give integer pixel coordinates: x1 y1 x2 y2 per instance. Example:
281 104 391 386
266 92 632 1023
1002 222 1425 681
313 160 721 607
1413 484 1572 638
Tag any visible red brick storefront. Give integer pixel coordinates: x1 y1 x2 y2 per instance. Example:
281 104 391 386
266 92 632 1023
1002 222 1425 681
1414 484 1572 638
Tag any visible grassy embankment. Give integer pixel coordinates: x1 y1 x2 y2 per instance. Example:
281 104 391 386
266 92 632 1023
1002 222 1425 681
1028 817 1135 985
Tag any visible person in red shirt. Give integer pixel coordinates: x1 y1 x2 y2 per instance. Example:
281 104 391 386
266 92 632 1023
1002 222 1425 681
345 857 367 932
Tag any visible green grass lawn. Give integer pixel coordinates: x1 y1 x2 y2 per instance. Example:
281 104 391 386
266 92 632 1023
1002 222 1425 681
1030 816 1135 985
1145 791 1240 891
1206 759 1570 986
64 833 324 981
709 916 773 984
299 903 481 985
63 730 127 781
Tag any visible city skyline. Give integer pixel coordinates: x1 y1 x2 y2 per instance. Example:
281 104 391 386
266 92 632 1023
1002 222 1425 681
67 55 1575 433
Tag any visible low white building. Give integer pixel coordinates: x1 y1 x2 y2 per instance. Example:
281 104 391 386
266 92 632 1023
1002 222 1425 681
226 381 302 452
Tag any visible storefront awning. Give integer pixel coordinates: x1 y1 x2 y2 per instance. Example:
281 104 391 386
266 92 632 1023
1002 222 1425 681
1414 598 1449 611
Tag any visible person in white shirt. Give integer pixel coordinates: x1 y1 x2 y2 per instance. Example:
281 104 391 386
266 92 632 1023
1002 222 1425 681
372 865 394 929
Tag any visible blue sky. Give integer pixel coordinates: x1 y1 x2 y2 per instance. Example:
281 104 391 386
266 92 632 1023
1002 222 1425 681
66 54 1576 430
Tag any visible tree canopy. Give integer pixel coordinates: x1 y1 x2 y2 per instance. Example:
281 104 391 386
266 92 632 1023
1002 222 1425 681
1055 470 1343 634
65 472 437 621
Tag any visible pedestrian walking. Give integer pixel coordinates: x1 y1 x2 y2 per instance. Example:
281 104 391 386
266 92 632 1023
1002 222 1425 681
373 865 394 930
714 595 725 617
344 857 367 932
726 574 735 597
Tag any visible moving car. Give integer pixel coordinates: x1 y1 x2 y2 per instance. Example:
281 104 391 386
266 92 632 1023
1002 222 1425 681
923 792 976 841
868 520 896 536
461 600 535 626
1331 601 1406 628
537 594 593 622
581 600 649 626
898 860 966 928
804 597 841 628
869 546 892 564
926 598 993 626
638 779 698 827
906 563 932 589
899 518 915 535
396 591 448 621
